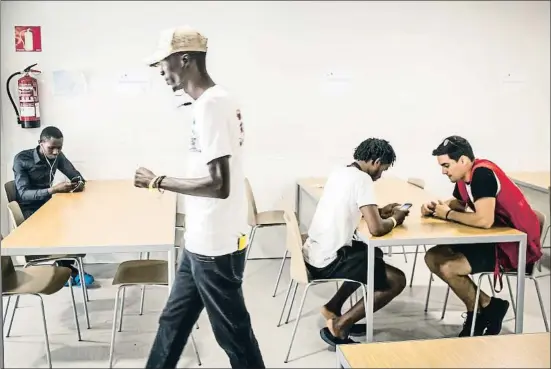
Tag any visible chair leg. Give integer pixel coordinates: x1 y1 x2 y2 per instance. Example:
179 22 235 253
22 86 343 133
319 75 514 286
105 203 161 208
272 249 289 297
3 296 11 325
77 257 90 302
487 275 495 297
424 273 433 312
506 275 516 319
118 287 126 332
76 259 91 329
138 253 150 315
440 287 450 320
6 295 20 337
244 226 258 265
533 278 550 332
68 277 82 341
189 332 202 366
284 283 312 363
285 281 299 325
35 294 52 368
409 245 420 287
470 274 484 337
109 286 124 368
423 245 435 282
401 245 408 263
139 287 146 316
278 280 294 327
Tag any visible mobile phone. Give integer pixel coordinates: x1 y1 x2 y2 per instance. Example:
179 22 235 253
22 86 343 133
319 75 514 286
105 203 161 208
71 176 82 184
399 203 412 211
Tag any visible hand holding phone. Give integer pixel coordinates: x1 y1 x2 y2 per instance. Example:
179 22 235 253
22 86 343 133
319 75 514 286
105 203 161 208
421 201 437 216
70 176 85 193
399 203 412 211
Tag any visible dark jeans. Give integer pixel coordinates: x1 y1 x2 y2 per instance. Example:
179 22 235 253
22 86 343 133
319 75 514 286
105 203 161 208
146 248 265 369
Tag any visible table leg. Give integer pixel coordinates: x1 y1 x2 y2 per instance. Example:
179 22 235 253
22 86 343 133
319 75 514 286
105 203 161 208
335 345 350 368
365 242 375 342
515 234 527 334
168 247 176 292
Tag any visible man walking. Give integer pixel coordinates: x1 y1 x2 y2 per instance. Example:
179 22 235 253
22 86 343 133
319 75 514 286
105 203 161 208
134 26 264 369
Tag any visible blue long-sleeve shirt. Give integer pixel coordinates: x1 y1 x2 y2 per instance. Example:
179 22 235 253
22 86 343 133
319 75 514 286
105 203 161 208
13 146 84 217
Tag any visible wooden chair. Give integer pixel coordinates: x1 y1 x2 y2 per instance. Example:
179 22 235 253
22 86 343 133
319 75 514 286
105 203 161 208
108 259 201 368
243 178 289 297
2 236 80 368
5 201 91 331
277 210 367 363
4 180 16 203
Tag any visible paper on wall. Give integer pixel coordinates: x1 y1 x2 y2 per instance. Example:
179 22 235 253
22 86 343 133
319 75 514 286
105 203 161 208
114 69 151 96
52 70 88 96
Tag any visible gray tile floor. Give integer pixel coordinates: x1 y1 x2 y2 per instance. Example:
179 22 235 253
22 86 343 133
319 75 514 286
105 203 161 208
3 249 550 368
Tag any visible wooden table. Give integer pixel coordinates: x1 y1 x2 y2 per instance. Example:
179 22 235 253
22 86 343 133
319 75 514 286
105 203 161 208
336 332 550 368
509 171 550 193
0 180 177 368
296 176 528 343
509 171 550 248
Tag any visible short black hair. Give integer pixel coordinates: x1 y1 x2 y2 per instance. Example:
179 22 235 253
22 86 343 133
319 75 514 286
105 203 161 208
432 135 475 161
175 51 207 76
353 138 396 165
40 126 63 141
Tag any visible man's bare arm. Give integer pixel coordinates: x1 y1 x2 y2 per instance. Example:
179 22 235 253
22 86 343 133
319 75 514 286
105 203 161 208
159 156 230 199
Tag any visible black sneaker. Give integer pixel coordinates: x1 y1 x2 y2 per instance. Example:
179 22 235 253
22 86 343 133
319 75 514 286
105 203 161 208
482 297 509 335
458 311 486 337
320 327 358 349
348 324 367 337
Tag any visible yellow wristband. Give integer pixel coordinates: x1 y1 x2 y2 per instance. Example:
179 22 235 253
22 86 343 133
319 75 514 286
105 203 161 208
148 176 159 192
390 217 397 228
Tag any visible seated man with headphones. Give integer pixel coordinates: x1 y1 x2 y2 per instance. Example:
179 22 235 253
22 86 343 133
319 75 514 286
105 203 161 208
12 126 94 287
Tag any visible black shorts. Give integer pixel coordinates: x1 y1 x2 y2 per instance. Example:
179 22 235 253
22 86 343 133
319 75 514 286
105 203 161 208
306 240 390 291
448 243 534 275
450 243 497 274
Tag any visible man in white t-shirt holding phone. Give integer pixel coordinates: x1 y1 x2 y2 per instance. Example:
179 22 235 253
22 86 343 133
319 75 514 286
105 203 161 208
302 138 408 347
134 27 264 369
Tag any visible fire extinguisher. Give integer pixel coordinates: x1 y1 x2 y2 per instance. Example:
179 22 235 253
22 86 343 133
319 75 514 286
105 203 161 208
6 63 42 129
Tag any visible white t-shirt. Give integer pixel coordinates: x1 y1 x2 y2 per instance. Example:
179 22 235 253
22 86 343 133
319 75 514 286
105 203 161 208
302 166 376 268
184 85 248 256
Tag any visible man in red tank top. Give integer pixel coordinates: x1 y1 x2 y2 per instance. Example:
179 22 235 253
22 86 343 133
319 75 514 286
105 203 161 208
422 136 542 337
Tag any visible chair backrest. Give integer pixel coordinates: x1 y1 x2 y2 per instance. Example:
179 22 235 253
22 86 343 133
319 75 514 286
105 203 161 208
535 210 546 239
4 180 16 203
533 209 546 275
7 201 25 228
407 177 425 190
283 210 309 284
244 178 258 226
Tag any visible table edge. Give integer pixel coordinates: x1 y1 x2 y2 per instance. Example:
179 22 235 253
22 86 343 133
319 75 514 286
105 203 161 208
1 243 176 256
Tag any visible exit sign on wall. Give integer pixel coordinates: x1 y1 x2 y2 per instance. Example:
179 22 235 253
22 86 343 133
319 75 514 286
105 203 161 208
15 26 42 52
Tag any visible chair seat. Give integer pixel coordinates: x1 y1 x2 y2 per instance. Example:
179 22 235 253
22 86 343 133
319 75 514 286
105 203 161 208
112 260 168 286
256 210 285 226
3 266 71 295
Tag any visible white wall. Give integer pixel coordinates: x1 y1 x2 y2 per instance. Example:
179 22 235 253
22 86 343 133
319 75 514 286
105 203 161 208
1 1 549 262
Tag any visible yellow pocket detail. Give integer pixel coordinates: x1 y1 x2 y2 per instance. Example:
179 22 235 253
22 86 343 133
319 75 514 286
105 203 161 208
238 234 247 250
